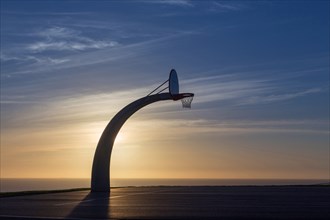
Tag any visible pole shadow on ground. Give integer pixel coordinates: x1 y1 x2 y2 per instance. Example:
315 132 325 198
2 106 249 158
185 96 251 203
67 192 110 219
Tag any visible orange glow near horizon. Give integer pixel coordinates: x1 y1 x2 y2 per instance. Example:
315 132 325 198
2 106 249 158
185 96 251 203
1 102 328 180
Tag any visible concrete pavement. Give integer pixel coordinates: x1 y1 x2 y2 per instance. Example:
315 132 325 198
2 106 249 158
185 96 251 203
1 186 329 219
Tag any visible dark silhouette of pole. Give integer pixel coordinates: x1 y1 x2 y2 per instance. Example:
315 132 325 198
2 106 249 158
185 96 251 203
91 93 173 192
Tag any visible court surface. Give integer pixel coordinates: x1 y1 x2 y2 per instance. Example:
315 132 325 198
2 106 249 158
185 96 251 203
1 186 329 219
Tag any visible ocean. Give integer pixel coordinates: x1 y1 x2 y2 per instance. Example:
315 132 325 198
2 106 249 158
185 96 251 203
0 178 327 192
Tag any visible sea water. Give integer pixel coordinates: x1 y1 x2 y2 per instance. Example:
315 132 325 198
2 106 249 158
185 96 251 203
0 178 327 192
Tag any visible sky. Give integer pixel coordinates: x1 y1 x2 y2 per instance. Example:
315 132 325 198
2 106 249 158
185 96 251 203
0 0 329 180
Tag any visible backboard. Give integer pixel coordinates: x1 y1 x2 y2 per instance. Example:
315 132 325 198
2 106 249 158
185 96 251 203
169 69 179 95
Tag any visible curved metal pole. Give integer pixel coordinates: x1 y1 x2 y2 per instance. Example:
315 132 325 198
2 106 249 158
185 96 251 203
91 93 173 192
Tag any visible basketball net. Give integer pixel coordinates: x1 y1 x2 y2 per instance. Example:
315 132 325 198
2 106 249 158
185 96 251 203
181 96 193 108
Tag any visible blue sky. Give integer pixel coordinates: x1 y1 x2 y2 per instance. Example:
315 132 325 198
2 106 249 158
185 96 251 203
1 0 329 180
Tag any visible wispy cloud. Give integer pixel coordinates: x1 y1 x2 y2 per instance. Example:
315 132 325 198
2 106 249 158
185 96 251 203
37 26 80 39
27 41 117 52
3 30 196 76
25 55 70 64
1 11 93 16
180 70 324 106
0 100 41 104
242 88 322 105
27 27 119 52
2 70 324 130
0 53 69 66
142 0 194 7
3 88 327 141
209 1 245 12
180 73 268 105
152 118 329 136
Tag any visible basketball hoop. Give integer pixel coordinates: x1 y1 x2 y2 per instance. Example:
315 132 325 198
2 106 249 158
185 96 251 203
172 93 194 109
181 96 193 108
147 69 194 109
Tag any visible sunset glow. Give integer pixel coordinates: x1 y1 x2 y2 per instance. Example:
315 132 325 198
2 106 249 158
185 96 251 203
1 1 329 182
